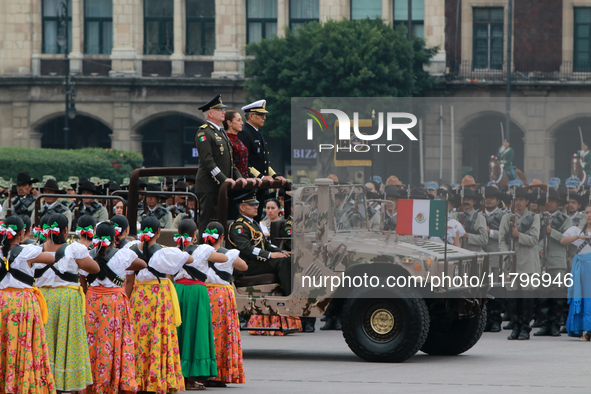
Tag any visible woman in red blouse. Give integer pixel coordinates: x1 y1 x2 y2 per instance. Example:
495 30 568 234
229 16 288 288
223 110 250 177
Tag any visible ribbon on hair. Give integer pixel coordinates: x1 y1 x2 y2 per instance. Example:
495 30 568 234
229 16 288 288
279 206 285 216
33 226 45 241
0 223 18 239
113 223 122 236
48 222 61 236
75 225 94 238
173 233 192 246
41 224 51 237
138 228 155 242
92 235 112 248
202 228 219 244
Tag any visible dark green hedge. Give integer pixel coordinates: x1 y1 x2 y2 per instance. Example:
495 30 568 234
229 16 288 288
0 147 143 183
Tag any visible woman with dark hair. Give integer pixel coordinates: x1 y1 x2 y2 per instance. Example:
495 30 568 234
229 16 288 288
80 221 146 394
0 215 56 393
174 219 229 390
260 198 283 237
127 216 195 394
19 214 36 245
111 214 130 249
223 110 249 177
75 215 97 249
35 213 100 392
202 221 247 387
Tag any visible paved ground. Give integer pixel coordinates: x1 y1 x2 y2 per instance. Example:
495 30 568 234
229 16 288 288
182 322 591 393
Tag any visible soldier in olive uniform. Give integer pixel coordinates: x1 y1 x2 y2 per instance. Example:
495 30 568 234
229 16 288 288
482 186 507 332
195 95 247 236
451 188 488 252
77 180 109 224
498 139 516 181
34 179 73 228
228 191 292 296
535 188 571 336
0 172 38 219
137 184 173 229
499 187 540 340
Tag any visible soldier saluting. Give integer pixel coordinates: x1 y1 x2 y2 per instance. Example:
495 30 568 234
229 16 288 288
534 188 571 337
195 95 247 236
0 172 38 219
228 190 292 296
499 187 540 340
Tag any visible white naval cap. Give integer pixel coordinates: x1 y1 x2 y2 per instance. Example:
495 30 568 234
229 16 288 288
241 99 269 114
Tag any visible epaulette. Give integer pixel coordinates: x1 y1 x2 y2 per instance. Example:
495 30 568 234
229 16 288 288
199 123 209 129
235 217 244 223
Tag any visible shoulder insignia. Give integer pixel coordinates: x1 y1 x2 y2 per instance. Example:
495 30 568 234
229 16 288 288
199 124 209 129
235 217 244 223
197 131 205 137
235 225 244 234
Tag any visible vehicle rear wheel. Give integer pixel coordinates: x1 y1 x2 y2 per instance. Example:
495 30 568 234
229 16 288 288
341 288 429 362
420 305 487 356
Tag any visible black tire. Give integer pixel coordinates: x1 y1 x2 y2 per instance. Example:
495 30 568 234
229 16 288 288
340 288 429 363
420 305 487 356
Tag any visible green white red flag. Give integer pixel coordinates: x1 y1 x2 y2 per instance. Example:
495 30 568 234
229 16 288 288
396 199 446 237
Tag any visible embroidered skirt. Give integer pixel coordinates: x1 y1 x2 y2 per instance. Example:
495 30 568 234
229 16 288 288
206 283 245 384
566 254 591 336
40 286 93 391
174 280 217 379
0 288 55 393
248 315 302 336
81 286 137 394
131 280 185 393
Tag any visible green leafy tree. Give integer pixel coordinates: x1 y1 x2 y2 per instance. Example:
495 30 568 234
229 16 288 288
244 18 438 140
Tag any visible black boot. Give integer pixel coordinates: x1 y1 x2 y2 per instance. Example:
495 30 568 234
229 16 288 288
301 317 316 333
518 297 534 340
320 316 327 322
533 325 553 336
489 322 502 332
507 328 520 340
320 316 341 331
239 314 251 330
518 328 530 340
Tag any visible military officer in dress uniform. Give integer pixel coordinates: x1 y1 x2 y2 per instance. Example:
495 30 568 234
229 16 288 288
534 188 571 337
77 180 109 223
451 188 488 252
499 187 540 340
137 184 173 229
498 139 516 181
0 172 38 219
34 179 73 229
482 186 508 332
228 191 292 296
195 95 247 236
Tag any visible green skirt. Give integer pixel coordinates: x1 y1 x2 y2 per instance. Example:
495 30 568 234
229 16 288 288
174 282 217 379
40 286 93 391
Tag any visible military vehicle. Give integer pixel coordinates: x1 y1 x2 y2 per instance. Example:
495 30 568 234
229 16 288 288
118 169 514 363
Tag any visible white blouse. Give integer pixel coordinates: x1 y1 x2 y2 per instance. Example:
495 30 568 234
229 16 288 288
564 226 591 255
174 245 214 281
35 242 89 288
206 249 240 285
80 248 137 288
0 245 43 289
134 247 191 282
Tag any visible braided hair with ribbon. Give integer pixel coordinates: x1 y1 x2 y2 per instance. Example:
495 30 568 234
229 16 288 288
0 216 24 262
139 216 160 264
111 215 130 248
93 221 115 263
46 213 68 244
76 215 97 241
34 214 51 244
203 221 224 246
176 219 197 251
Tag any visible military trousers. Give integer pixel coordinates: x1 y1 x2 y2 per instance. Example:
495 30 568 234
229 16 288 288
538 268 567 329
245 257 292 296
198 192 218 237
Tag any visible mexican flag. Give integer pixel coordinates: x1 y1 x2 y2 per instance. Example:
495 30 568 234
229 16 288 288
396 199 446 237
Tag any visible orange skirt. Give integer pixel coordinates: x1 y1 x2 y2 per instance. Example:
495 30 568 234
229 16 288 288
80 286 137 394
206 284 245 384
247 315 302 336
0 288 55 393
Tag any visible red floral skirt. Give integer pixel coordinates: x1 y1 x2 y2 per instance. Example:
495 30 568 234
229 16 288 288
247 315 302 336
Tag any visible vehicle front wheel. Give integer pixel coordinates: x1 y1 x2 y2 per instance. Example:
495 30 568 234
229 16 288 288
340 288 429 363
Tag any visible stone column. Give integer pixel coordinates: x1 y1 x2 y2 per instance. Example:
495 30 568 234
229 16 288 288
69 0 83 74
110 0 139 77
424 0 446 75
277 0 289 38
170 0 185 76
1 0 37 75
212 0 244 79
382 0 392 23
319 0 349 21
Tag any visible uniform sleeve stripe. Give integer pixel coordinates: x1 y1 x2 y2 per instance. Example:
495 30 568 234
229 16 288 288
253 247 261 256
211 167 221 177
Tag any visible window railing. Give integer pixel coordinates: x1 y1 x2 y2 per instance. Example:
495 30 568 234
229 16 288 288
446 60 591 83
